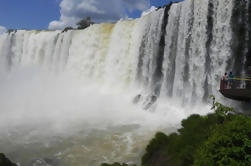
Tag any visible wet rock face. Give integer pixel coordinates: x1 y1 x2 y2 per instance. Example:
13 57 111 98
143 95 158 110
132 94 158 110
0 153 17 166
132 94 142 104
101 163 133 166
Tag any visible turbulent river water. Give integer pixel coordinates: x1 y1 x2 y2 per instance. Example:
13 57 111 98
0 0 250 165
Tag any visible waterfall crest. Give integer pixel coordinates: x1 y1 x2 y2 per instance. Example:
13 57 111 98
1 0 251 165
0 0 250 103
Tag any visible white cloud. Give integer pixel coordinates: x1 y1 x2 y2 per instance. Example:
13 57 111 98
48 0 150 30
77 1 104 14
0 26 7 34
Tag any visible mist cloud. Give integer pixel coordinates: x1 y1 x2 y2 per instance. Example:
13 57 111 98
48 0 150 30
0 26 7 34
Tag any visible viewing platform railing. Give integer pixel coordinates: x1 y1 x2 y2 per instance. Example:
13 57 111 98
220 77 251 90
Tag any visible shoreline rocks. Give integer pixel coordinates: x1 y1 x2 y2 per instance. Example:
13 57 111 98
0 153 17 166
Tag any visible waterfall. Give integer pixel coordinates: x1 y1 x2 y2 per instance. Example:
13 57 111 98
0 0 244 104
0 0 250 165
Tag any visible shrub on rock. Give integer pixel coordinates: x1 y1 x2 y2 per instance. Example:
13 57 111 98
0 153 17 166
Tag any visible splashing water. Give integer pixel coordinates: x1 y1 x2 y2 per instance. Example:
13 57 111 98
0 0 250 165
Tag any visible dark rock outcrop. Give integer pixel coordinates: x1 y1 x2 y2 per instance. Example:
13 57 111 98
101 162 135 166
132 94 142 104
0 153 17 166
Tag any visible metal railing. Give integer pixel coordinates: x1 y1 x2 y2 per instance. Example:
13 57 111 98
220 77 251 90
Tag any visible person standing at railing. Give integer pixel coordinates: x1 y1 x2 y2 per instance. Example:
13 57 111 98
222 73 228 89
228 72 234 88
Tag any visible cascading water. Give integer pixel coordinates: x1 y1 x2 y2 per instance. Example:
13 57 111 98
0 0 250 165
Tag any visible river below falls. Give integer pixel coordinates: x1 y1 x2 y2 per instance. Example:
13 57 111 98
0 67 211 166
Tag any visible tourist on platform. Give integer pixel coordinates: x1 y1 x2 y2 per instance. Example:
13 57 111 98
222 73 228 89
228 72 234 88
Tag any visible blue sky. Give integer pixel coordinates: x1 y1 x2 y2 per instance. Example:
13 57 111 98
0 0 182 30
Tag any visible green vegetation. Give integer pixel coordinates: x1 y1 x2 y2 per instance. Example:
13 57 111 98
0 153 17 166
7 29 17 34
194 114 251 166
142 114 225 166
76 17 94 29
61 17 94 33
102 97 251 166
62 26 73 33
141 98 250 166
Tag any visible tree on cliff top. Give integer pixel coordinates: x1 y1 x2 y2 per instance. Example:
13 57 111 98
76 17 94 29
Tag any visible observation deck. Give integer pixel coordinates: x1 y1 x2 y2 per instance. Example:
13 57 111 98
219 78 251 102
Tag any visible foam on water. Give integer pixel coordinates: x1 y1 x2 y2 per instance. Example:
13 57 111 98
0 0 249 165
